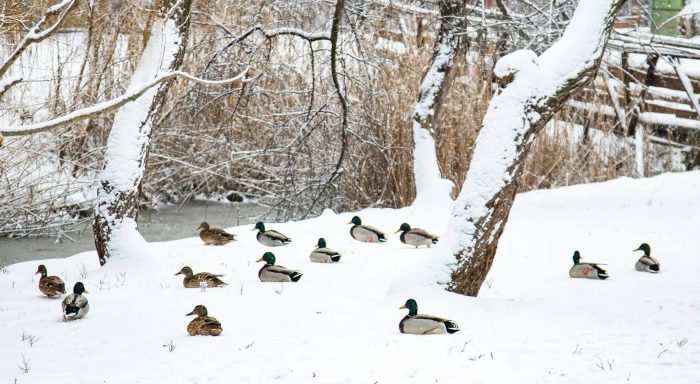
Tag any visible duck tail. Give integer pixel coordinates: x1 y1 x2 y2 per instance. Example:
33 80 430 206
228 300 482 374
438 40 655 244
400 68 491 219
444 321 460 334
378 234 387 242
594 265 609 280
290 271 303 282
649 264 660 272
330 255 341 262
431 238 439 244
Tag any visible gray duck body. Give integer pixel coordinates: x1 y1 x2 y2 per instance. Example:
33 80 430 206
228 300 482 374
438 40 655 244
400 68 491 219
399 315 460 335
310 247 341 263
635 255 660 273
350 225 387 243
257 230 292 247
258 264 302 282
62 293 89 320
569 263 609 279
399 228 438 248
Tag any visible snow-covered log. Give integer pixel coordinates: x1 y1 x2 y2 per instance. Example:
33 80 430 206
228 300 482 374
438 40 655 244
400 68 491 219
93 0 193 266
411 0 466 205
443 0 627 296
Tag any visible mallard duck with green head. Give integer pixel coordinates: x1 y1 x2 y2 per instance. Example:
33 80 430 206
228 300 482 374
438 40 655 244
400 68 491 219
256 252 302 282
310 238 341 263
62 282 89 320
348 216 386 243
569 251 609 279
35 264 66 297
633 243 659 273
175 266 227 288
197 222 236 245
395 223 438 248
398 299 460 335
253 222 291 247
186 305 223 336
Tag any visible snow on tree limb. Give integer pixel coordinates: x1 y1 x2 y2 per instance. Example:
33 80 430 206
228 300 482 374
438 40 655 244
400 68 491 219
442 0 626 296
0 0 77 79
0 69 249 137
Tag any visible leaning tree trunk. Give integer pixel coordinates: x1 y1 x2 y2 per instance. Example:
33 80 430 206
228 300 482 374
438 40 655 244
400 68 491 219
411 0 467 205
444 0 626 296
93 0 193 266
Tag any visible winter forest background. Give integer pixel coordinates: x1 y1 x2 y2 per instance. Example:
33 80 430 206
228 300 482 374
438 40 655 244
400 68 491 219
2 0 698 240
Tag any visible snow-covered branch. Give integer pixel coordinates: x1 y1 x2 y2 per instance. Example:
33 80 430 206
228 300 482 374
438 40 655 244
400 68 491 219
0 0 77 79
0 75 22 99
0 69 249 137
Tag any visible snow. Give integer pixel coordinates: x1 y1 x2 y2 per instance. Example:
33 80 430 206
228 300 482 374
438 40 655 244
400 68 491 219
492 49 538 80
2 171 700 382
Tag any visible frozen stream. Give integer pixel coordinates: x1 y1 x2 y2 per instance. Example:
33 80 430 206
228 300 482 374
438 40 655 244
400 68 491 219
0 201 267 266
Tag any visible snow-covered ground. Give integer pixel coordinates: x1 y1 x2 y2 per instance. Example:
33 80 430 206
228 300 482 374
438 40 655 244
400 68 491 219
1 171 699 383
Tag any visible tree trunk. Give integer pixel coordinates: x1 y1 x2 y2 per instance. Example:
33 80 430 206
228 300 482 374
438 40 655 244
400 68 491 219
93 0 192 266
445 0 626 296
411 0 467 204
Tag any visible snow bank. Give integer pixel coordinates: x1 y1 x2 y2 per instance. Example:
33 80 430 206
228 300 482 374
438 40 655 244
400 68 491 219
1 171 699 382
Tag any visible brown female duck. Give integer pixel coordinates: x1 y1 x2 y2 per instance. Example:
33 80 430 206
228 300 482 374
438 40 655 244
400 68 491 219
197 222 236 245
175 266 227 288
35 264 66 297
186 305 223 336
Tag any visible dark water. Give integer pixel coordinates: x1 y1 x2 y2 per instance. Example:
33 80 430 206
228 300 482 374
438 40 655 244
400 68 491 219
0 201 267 266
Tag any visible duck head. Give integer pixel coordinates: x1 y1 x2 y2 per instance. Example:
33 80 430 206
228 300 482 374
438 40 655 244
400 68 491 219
395 223 411 233
572 251 581 265
347 216 362 225
35 264 47 277
256 252 276 265
253 222 266 232
175 266 194 277
186 305 208 317
316 238 327 248
634 243 651 256
73 282 88 295
399 298 418 317
197 222 209 232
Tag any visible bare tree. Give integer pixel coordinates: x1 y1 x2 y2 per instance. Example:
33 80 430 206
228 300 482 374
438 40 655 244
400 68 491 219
444 0 627 296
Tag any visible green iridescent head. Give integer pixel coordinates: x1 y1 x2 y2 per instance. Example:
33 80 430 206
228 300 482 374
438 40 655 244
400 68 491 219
254 222 266 232
348 216 362 225
317 238 327 248
634 243 650 256
398 223 411 232
400 298 418 317
257 252 276 265
573 251 581 265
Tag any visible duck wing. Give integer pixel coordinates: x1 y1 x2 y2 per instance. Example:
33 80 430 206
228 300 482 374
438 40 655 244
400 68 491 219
264 230 291 242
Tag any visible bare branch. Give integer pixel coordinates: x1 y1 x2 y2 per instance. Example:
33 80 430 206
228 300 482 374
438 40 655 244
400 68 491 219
0 0 78 79
1 69 250 137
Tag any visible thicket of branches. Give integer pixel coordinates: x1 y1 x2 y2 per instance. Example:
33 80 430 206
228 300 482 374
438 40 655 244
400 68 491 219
0 0 684 236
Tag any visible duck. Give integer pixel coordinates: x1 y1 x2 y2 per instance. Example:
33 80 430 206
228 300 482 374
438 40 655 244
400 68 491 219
395 223 438 248
568 251 609 279
310 238 341 263
175 266 227 288
398 299 460 335
186 305 223 336
197 222 236 245
35 264 66 297
256 252 302 282
253 222 291 247
348 216 387 243
62 282 89 320
633 243 660 273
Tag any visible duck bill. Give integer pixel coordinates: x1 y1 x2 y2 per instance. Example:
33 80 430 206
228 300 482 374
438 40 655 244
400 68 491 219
174 272 182 276
186 310 194 316
394 229 401 234
346 221 352 225
251 227 257 231
83 289 89 294
255 257 264 263
399 304 406 309
633 246 641 251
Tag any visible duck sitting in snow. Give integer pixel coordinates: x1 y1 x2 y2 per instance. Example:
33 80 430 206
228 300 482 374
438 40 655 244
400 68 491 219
35 264 66 297
186 305 223 336
256 252 302 282
395 223 439 248
253 222 291 247
197 222 236 245
348 216 387 243
62 282 89 320
633 243 660 273
399 299 460 335
310 238 341 263
569 251 609 280
175 266 227 288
